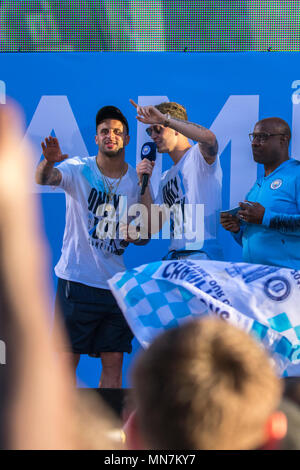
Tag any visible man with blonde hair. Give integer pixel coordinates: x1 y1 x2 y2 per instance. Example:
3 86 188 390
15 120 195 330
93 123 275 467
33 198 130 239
125 318 286 450
130 99 223 261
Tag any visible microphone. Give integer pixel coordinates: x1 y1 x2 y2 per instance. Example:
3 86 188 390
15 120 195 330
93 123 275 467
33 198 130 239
140 142 157 196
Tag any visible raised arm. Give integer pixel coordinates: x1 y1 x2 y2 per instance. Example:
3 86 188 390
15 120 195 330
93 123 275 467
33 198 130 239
35 136 68 186
130 99 218 164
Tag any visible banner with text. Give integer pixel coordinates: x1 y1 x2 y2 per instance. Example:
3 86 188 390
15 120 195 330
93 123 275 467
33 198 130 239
109 260 300 377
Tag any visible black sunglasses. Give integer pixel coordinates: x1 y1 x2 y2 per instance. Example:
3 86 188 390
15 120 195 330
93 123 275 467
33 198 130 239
146 125 163 137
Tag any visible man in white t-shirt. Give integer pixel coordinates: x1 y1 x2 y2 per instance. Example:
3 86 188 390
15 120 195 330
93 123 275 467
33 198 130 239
131 100 223 260
35 106 143 388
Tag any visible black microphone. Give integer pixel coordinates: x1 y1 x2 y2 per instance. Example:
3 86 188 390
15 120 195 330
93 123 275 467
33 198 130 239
140 142 157 196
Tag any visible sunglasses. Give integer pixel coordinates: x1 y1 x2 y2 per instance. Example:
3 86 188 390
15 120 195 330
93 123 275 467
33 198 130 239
146 125 164 137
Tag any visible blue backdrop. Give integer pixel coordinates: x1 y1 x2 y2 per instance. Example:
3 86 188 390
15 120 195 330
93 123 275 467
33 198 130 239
1 51 299 386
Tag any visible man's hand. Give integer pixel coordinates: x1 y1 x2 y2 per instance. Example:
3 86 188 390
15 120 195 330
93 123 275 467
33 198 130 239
120 223 148 245
41 136 68 164
220 213 241 233
36 136 66 186
238 201 265 225
130 99 165 125
136 159 155 186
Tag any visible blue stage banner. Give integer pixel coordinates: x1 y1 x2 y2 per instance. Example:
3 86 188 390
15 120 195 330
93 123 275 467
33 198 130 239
1 52 299 386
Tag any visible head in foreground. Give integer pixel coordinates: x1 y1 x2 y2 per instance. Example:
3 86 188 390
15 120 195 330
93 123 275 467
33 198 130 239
127 318 285 450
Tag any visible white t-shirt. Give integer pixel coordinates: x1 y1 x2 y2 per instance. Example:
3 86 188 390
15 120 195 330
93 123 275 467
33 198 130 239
155 144 223 259
54 156 139 288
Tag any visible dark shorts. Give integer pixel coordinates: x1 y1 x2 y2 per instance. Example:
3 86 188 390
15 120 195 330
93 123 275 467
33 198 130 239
55 278 134 355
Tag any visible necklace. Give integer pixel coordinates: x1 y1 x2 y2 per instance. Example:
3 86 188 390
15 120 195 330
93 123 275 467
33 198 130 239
98 164 127 203
96 164 127 244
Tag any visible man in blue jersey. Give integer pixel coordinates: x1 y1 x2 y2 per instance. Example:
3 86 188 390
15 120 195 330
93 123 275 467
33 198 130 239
221 117 300 270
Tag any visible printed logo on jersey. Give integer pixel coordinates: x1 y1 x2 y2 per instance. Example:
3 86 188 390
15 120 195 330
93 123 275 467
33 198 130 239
270 179 283 190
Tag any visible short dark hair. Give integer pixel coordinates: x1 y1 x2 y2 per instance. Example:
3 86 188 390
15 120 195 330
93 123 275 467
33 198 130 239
96 106 129 134
155 102 188 121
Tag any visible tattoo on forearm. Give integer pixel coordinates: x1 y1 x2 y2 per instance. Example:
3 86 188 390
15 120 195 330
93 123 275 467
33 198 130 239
45 168 62 186
170 117 207 133
36 164 61 186
170 117 218 155
200 140 219 157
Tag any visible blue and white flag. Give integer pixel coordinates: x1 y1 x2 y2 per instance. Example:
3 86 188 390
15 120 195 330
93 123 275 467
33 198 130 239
108 260 300 377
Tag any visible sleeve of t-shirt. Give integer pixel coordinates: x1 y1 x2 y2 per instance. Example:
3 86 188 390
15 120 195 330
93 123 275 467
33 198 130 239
183 143 222 182
55 157 81 193
193 143 221 175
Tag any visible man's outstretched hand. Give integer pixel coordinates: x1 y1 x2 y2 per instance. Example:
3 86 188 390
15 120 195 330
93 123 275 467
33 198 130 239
41 136 68 163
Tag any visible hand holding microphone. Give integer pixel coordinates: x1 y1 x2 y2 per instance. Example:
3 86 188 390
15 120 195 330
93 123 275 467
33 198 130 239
137 142 157 196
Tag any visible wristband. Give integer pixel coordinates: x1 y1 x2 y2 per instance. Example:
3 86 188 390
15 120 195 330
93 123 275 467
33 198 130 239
163 113 171 127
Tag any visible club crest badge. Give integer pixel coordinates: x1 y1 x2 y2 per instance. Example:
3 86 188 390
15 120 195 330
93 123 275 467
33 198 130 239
270 179 282 190
142 145 151 156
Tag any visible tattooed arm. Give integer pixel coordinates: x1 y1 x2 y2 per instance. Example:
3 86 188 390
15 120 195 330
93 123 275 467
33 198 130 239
166 116 218 164
35 159 63 186
35 136 68 186
130 99 218 164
